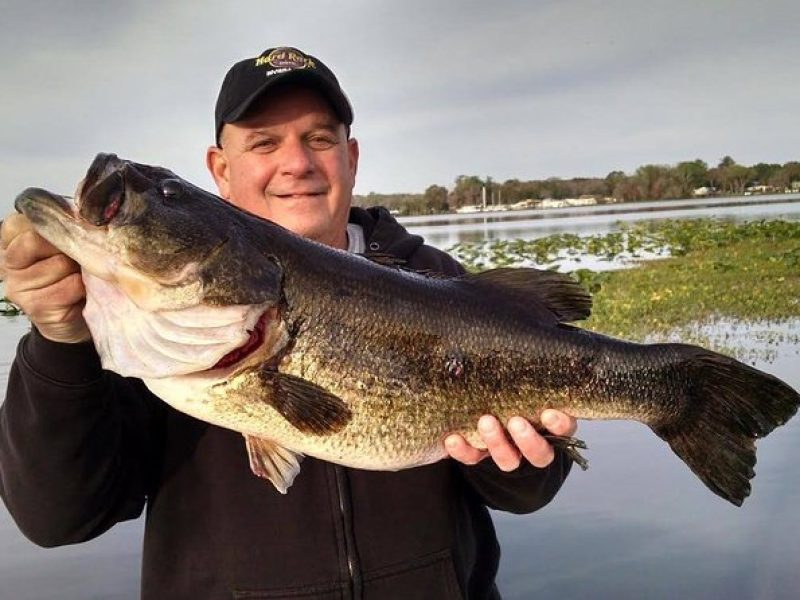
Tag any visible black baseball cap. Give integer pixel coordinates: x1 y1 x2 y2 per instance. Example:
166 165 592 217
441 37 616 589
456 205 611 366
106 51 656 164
214 46 354 146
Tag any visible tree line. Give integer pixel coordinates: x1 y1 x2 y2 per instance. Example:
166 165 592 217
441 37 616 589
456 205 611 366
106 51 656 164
353 157 800 215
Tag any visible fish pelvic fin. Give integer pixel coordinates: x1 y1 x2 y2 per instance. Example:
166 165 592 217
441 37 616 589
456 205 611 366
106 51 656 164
462 267 592 323
651 347 800 506
259 368 352 435
244 435 304 494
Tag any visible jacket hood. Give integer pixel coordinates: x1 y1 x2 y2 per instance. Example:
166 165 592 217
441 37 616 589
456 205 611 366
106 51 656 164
348 206 425 260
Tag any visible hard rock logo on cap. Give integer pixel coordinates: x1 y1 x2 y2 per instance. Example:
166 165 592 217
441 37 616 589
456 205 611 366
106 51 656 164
255 47 316 70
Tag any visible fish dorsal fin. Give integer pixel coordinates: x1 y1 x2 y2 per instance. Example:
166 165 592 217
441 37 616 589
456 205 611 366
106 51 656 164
462 267 592 323
259 369 352 435
360 251 406 268
360 252 448 279
244 435 304 494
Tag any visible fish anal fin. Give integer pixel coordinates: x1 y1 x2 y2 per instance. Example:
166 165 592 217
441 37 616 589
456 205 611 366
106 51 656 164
244 435 304 494
259 369 352 435
463 267 592 323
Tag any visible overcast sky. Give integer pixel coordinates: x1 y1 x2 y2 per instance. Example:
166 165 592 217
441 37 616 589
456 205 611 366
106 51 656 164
1 0 798 214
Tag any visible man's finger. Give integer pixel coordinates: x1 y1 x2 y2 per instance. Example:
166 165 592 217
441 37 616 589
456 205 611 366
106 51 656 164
3 229 61 270
445 434 488 465
508 417 554 468
479 415 521 472
541 409 578 437
6 253 81 293
0 213 35 249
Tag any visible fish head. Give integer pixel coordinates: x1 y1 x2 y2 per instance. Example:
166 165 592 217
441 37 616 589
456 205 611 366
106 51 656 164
14 153 288 378
15 152 283 310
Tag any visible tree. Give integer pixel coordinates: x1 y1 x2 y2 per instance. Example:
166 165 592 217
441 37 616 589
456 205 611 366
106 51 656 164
751 162 781 186
674 159 709 197
604 171 627 197
718 155 737 169
500 179 524 203
634 164 672 200
770 162 800 190
422 184 449 213
449 175 485 208
713 164 753 194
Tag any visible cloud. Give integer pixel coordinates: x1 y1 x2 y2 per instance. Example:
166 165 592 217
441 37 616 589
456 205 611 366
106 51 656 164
1 0 798 213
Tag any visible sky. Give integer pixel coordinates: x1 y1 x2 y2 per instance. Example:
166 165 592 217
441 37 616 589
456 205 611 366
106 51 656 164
0 0 798 214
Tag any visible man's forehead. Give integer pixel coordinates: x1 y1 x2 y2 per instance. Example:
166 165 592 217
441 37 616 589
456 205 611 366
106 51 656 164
243 85 341 124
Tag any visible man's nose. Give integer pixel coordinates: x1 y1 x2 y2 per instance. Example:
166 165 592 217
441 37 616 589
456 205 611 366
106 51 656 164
279 138 315 176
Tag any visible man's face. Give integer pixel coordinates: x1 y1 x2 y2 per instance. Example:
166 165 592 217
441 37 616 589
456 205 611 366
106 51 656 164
207 85 359 249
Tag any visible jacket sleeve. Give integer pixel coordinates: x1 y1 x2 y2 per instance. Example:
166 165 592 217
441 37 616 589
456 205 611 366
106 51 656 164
0 328 163 547
458 450 572 514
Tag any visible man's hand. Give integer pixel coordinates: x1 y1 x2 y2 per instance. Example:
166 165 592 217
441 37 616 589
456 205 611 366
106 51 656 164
1 213 91 343
445 410 578 471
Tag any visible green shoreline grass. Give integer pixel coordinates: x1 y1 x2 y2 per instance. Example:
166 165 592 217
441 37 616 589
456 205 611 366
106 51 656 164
451 219 800 349
584 237 800 339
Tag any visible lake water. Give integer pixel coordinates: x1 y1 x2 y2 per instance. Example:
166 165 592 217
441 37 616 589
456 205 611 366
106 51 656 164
2 195 800 599
401 193 800 250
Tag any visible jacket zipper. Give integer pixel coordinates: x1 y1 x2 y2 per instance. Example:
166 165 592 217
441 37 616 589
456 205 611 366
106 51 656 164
334 465 362 599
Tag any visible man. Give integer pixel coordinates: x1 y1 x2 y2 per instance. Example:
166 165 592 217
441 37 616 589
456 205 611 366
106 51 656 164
0 47 576 599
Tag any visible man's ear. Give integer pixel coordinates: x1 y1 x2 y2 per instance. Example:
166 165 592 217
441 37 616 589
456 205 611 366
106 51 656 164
347 137 359 181
206 145 231 199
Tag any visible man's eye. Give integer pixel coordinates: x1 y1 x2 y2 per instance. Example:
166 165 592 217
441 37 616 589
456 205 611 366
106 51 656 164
251 139 277 151
308 136 336 150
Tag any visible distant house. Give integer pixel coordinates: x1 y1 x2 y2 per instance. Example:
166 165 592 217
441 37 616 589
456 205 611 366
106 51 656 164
540 198 569 209
745 185 774 195
543 196 597 208
511 199 539 210
568 195 598 206
693 186 714 197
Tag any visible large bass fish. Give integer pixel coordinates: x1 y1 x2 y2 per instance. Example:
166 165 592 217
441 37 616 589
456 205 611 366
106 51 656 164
14 153 799 506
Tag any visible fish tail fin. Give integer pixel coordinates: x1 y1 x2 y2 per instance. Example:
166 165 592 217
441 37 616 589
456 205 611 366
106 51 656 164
650 347 799 506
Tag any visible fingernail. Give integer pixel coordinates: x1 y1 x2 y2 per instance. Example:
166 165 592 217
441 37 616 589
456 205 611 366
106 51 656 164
478 416 495 433
508 417 528 435
541 410 560 429
445 436 459 449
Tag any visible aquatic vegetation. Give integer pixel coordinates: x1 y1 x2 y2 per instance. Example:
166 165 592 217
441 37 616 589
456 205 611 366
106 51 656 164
451 219 800 356
0 296 21 317
449 218 800 270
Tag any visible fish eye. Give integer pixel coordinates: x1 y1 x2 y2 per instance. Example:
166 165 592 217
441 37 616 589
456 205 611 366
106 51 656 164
160 179 185 199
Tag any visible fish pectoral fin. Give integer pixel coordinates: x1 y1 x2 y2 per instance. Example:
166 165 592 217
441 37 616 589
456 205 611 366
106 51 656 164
462 267 592 323
244 435 304 494
259 368 352 435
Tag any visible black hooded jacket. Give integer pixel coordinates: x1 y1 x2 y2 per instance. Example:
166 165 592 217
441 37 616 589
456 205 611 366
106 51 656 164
0 206 571 599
